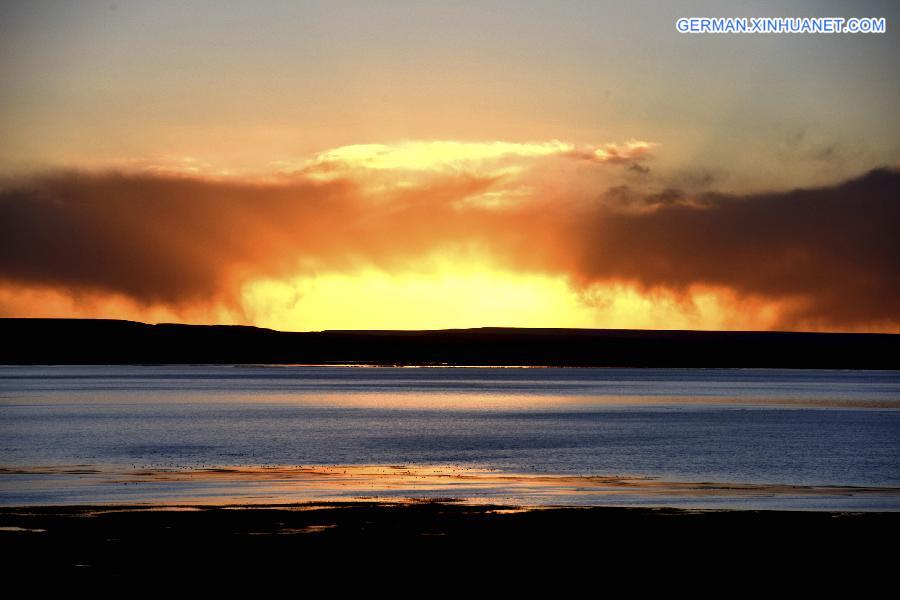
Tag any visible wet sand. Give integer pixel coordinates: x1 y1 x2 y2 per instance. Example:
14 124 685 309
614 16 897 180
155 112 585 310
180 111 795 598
3 501 898 578
5 464 900 510
5 465 899 578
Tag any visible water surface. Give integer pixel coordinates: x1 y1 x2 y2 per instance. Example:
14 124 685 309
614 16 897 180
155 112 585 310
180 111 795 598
1 366 898 508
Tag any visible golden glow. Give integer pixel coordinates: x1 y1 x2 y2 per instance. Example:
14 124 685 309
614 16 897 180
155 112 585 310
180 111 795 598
0 285 241 325
297 139 656 181
308 140 573 171
2 137 894 333
592 140 657 161
4 269 892 332
0 243 827 333
52 464 895 506
239 261 789 332
66 138 656 184
242 265 595 331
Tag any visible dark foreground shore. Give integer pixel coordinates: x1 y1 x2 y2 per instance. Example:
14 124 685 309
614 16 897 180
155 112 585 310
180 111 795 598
3 502 898 577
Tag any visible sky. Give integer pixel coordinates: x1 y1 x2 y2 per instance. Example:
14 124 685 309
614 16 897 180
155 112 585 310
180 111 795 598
1 0 898 332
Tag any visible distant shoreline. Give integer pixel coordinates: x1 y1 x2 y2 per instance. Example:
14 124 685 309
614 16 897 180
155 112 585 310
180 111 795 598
2 318 899 368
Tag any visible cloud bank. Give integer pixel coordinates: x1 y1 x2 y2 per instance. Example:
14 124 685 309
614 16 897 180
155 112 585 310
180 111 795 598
0 140 897 331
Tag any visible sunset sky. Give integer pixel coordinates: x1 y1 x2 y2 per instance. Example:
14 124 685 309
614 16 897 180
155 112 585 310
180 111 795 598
1 0 898 332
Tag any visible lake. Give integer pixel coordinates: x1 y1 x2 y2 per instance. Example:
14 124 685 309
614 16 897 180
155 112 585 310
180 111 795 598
1 366 899 509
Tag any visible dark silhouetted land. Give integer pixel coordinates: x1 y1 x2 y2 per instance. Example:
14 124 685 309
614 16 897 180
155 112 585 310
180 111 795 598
2 502 897 578
1 318 898 368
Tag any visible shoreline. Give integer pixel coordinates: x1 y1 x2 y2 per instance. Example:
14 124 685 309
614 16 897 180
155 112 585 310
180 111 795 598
5 464 900 511
4 501 899 574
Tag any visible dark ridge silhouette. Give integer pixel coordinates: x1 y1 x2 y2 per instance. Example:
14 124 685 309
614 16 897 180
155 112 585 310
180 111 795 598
1 318 897 368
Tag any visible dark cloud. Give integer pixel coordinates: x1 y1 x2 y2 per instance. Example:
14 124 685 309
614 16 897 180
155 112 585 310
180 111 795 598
0 173 353 304
779 127 869 169
601 185 686 209
0 171 510 307
571 168 900 328
1 167 898 330
668 168 722 191
627 162 650 175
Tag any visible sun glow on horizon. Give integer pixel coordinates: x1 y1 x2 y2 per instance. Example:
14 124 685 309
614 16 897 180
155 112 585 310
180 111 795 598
1 137 897 334
4 266 896 333
238 264 792 333
241 266 596 331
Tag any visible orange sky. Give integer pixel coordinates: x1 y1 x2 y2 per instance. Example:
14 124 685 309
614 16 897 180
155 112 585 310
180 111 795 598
1 2 898 332
1 142 898 332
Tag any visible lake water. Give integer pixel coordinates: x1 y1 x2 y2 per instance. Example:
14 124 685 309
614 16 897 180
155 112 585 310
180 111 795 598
1 366 899 509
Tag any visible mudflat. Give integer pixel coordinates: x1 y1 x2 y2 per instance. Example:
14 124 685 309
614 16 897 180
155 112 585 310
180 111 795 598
3 502 898 577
